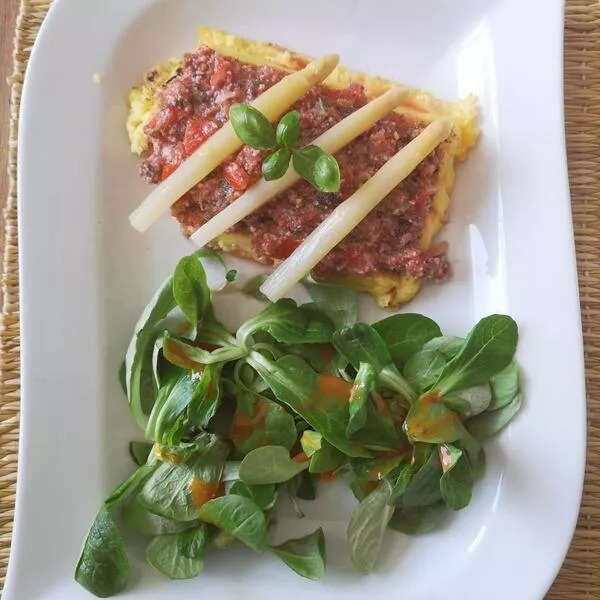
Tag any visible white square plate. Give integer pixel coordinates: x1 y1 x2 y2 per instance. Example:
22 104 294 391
5 0 585 598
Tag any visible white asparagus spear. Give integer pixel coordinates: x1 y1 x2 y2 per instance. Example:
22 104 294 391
129 54 340 232
191 86 408 247
260 118 453 302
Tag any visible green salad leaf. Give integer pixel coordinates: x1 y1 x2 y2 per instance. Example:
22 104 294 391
138 436 229 521
248 353 370 457
198 495 267 552
489 361 520 410
439 444 473 510
346 362 374 437
347 480 394 573
228 481 278 511
433 315 518 395
271 528 326 580
172 254 210 338
466 393 522 438
373 314 442 365
388 503 446 534
146 532 204 580
239 445 308 484
237 299 334 346
129 441 153 467
74 507 129 598
303 280 358 330
122 495 197 536
125 277 176 429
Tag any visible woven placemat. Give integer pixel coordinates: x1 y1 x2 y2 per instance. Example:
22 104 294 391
1 0 599 596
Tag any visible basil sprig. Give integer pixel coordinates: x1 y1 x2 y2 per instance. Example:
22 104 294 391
228 103 340 193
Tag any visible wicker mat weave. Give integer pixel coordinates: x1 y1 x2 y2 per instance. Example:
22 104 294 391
1 0 599 596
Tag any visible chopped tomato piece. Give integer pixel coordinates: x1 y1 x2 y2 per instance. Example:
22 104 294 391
223 162 250 191
269 237 300 260
160 143 185 181
144 106 178 134
160 162 178 181
183 116 218 155
210 55 231 88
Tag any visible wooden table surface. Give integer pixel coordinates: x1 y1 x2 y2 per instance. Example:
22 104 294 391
0 0 20 295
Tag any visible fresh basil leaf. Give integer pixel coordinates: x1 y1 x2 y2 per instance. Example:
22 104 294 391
122 495 196 535
231 391 297 454
125 276 176 429
489 361 519 410
74 506 129 597
444 383 492 417
146 532 204 580
138 437 229 521
229 103 276 150
433 315 518 395
404 394 467 444
239 445 308 484
177 524 208 559
104 463 157 509
401 456 442 509
403 350 447 393
229 481 278 511
303 281 357 330
422 335 464 359
263 148 292 181
271 528 325 580
163 335 247 370
347 480 394 573
242 274 269 302
439 445 473 510
388 502 446 534
237 299 334 346
172 255 210 338
466 393 522 438
129 441 153 467
373 314 442 365
276 110 300 148
248 353 371 457
198 495 267 551
292 145 341 192
346 363 374 437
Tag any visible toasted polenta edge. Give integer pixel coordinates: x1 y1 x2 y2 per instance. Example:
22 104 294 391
126 26 479 308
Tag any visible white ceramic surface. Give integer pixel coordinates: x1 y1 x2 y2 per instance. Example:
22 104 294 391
5 0 584 598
